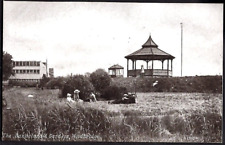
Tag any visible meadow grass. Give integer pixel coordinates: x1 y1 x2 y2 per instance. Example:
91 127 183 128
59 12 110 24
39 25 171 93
2 87 222 142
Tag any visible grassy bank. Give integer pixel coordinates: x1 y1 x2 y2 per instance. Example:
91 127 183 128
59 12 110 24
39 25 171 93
2 87 222 142
112 75 222 93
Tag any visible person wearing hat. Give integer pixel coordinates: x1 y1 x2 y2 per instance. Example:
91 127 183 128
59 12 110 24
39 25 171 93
73 89 80 101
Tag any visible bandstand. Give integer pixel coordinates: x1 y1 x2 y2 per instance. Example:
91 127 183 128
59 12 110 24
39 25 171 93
108 64 124 77
125 35 175 77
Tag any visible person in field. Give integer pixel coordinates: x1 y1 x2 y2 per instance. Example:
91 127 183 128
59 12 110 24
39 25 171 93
90 92 97 102
67 93 74 103
73 89 84 102
73 89 80 101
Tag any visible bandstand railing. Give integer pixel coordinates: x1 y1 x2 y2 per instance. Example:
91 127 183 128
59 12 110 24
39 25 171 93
127 69 172 77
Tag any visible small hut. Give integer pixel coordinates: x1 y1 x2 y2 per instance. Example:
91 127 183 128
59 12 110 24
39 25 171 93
108 64 124 77
125 34 175 77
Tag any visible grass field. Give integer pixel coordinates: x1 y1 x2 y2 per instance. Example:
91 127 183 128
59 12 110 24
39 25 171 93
2 87 222 142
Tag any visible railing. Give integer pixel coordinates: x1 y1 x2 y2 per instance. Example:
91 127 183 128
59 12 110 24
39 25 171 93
128 69 172 77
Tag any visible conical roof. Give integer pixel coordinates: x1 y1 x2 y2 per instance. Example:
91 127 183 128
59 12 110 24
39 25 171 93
142 35 158 47
125 35 175 60
109 64 124 69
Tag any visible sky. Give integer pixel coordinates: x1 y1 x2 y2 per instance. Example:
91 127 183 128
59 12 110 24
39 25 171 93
3 2 223 77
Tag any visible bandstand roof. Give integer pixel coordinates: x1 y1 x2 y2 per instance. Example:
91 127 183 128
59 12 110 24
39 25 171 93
125 35 175 60
109 64 124 69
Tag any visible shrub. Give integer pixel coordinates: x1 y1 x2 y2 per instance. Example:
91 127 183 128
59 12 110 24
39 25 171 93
8 80 37 87
61 75 94 100
90 69 111 94
101 85 127 100
40 74 51 88
46 77 65 89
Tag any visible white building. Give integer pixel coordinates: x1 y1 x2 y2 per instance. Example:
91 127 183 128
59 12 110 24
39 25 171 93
9 60 48 82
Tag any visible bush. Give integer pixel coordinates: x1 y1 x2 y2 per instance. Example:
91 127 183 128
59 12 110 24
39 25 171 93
90 69 111 94
9 80 37 87
61 75 94 100
101 85 127 100
46 77 65 89
40 74 50 88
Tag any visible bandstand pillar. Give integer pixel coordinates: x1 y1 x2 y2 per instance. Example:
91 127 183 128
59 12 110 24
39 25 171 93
171 59 173 76
127 59 129 77
152 60 154 76
134 60 137 77
167 59 169 77
146 60 149 69
162 60 164 70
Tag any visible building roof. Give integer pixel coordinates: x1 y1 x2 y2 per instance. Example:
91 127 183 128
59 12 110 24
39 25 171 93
125 35 175 60
109 64 124 69
142 35 158 47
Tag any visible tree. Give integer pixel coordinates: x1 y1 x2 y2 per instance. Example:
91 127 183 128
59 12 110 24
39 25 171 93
3 51 14 80
61 75 94 99
40 74 50 88
90 69 111 94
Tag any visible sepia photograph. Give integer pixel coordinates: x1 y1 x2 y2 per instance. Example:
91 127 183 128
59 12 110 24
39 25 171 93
2 1 223 142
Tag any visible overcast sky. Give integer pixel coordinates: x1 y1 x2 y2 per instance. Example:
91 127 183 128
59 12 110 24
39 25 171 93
3 2 223 77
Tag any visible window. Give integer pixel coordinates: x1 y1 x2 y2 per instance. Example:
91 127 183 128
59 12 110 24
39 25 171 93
23 62 26 66
30 70 33 73
16 70 19 73
37 70 40 74
16 62 19 66
20 70 23 73
23 70 25 73
34 61 36 66
37 62 40 66
13 62 15 66
26 62 29 66
34 70 37 73
30 61 34 66
19 61 22 66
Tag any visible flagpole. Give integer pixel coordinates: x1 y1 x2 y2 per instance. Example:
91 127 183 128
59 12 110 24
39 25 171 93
180 23 183 77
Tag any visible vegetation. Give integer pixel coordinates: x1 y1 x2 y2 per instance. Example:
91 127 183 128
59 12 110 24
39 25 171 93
112 75 222 93
2 88 222 142
39 74 51 88
101 85 128 100
61 75 94 100
8 80 37 87
3 51 14 80
90 69 111 94
45 77 66 89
